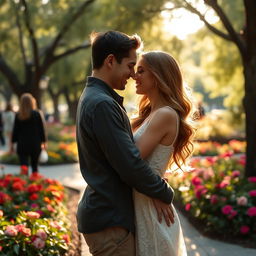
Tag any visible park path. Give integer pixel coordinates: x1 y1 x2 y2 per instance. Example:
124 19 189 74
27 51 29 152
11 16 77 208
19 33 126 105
1 161 256 256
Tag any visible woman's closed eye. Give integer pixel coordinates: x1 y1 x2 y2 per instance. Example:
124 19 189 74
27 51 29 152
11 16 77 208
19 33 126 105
137 68 144 74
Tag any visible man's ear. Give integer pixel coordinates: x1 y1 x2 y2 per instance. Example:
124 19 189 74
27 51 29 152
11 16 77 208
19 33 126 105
104 54 115 69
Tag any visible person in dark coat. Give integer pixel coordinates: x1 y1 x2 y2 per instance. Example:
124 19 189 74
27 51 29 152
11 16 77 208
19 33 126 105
11 93 47 173
0 111 5 146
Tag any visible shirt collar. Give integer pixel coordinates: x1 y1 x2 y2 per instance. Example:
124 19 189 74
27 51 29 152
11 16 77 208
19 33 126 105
86 77 124 106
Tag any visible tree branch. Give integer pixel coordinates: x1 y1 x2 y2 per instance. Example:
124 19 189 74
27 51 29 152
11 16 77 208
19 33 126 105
20 0 40 73
44 0 95 62
182 0 232 41
41 42 90 73
54 42 90 62
0 55 22 95
13 1 27 66
203 0 246 56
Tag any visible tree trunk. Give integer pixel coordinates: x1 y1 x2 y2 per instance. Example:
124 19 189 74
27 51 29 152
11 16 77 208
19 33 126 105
69 100 79 123
63 88 78 123
243 60 256 177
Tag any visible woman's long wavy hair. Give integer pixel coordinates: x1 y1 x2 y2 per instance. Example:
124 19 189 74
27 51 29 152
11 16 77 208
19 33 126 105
131 51 195 171
18 93 37 120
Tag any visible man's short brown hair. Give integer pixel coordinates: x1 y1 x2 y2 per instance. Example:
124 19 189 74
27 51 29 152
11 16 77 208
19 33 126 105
90 30 142 69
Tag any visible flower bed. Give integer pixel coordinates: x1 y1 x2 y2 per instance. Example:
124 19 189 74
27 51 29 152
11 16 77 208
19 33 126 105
167 154 256 245
193 140 246 156
0 124 78 165
0 167 72 255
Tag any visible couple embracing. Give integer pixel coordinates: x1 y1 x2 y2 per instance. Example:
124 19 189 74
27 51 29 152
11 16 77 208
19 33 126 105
76 30 194 256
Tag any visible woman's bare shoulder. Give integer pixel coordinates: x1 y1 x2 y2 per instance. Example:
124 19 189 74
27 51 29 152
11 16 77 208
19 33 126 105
150 107 178 127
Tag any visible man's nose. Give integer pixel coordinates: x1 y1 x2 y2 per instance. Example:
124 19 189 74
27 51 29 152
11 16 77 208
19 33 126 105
130 69 136 79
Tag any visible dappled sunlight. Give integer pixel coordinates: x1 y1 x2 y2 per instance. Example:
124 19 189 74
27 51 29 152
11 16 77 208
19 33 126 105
161 1 219 40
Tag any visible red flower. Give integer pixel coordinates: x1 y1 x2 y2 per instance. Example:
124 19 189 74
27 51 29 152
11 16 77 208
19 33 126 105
27 184 43 193
238 155 246 166
29 172 43 181
240 225 250 235
12 181 25 191
0 192 12 204
20 165 28 175
185 203 191 211
62 234 70 244
29 193 39 200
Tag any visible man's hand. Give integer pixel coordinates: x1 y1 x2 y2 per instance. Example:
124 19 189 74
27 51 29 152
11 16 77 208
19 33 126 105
152 199 174 227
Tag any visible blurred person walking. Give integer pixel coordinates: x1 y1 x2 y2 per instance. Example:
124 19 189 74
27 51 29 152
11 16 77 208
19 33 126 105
2 102 15 150
11 93 47 174
0 110 5 146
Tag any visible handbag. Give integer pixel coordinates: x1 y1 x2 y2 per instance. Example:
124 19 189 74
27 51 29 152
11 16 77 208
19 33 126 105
39 149 48 163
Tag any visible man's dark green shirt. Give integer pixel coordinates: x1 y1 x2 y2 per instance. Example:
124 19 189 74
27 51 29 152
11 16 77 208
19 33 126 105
76 77 174 234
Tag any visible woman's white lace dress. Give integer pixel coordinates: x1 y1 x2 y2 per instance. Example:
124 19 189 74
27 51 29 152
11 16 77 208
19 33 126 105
133 119 187 256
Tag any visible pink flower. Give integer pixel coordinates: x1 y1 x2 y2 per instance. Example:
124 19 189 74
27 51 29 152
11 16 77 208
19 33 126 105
16 225 31 237
0 210 3 218
231 170 240 177
191 176 202 186
50 221 62 230
247 207 256 217
248 190 256 197
36 229 47 240
240 225 250 234
195 185 208 199
220 176 231 188
203 168 214 180
32 238 45 249
222 205 233 215
248 177 256 183
238 155 246 166
185 203 191 211
25 211 40 219
228 210 237 219
220 151 233 158
210 195 218 204
5 225 18 236
236 196 248 206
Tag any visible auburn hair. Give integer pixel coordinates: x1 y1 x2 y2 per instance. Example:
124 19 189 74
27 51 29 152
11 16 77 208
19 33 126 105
131 51 195 171
18 93 37 120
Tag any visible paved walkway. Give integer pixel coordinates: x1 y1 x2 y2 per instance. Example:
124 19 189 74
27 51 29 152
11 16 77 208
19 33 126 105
0 161 256 256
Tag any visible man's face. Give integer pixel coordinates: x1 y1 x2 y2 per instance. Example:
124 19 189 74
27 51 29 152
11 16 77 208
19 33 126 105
111 49 137 90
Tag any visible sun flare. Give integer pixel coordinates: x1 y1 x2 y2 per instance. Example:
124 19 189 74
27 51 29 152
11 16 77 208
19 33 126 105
161 1 219 40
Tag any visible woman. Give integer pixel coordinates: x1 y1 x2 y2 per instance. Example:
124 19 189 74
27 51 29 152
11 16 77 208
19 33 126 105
132 51 194 256
11 93 47 174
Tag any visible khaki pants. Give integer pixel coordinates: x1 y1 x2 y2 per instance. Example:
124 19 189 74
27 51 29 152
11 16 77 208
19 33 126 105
83 227 135 256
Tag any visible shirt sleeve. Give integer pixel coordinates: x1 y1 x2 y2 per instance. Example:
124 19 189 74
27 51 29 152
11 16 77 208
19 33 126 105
91 100 174 204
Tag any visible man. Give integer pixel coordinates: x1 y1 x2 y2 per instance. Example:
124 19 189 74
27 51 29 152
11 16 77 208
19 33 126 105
76 31 174 255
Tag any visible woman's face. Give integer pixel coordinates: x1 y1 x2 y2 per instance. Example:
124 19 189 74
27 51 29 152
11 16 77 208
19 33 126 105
134 58 156 95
